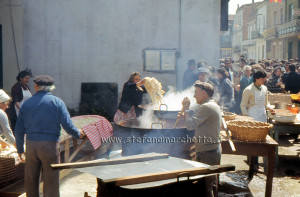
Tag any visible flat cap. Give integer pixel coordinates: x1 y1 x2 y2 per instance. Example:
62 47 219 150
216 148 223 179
33 75 55 86
198 67 209 74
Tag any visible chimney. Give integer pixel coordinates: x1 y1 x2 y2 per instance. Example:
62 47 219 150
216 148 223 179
252 0 255 3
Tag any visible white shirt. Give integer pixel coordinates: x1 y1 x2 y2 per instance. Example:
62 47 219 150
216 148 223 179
0 109 16 144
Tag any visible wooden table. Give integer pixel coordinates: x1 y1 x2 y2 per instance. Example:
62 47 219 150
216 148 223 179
58 134 88 163
270 118 300 167
67 153 235 197
221 135 278 197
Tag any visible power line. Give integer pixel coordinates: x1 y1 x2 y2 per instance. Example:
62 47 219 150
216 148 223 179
9 1 21 72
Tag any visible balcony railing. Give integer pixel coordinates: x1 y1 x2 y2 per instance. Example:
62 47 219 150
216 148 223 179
277 19 298 36
242 39 256 46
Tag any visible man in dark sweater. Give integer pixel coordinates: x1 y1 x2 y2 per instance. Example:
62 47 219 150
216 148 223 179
285 64 300 94
183 59 197 90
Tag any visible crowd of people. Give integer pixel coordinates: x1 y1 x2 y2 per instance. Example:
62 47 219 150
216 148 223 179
183 57 300 114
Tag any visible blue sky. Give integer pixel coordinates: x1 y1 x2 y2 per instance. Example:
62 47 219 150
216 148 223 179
229 0 264 15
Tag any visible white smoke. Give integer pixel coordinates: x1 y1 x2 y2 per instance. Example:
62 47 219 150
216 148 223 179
137 108 160 128
162 86 197 111
137 85 197 127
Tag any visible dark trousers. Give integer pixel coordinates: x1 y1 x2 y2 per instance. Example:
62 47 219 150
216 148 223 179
25 140 60 197
196 145 221 197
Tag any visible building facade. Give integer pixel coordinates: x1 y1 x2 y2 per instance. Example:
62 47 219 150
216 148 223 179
1 0 223 109
220 15 234 59
232 0 299 62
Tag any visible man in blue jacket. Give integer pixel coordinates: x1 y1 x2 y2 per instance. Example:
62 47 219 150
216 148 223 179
15 75 84 197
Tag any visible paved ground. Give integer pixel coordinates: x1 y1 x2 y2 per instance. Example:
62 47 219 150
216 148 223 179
1 135 299 197
59 135 300 197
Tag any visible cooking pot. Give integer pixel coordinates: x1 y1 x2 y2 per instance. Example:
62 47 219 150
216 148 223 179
274 102 288 109
117 119 194 159
138 104 181 119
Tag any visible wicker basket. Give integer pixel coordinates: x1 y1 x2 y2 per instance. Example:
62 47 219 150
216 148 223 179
223 112 237 121
227 120 273 142
0 156 25 188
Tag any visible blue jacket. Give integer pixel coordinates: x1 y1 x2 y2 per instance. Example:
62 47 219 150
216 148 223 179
15 91 80 154
239 75 253 95
218 78 235 111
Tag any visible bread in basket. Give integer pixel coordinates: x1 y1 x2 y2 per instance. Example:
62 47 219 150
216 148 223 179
223 111 237 121
226 120 273 142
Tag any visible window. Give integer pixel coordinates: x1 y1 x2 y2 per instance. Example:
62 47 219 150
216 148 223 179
274 11 277 26
280 8 283 24
289 4 294 21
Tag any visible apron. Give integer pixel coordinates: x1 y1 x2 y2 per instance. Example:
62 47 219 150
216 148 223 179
248 88 267 123
15 88 32 116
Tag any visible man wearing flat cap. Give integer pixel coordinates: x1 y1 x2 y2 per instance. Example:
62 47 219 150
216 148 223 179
15 75 85 197
183 59 197 90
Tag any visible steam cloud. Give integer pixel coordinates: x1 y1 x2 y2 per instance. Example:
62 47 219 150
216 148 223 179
162 86 197 111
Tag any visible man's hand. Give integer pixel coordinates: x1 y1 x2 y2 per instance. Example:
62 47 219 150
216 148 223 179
19 153 25 162
177 111 184 120
182 97 190 111
79 129 85 138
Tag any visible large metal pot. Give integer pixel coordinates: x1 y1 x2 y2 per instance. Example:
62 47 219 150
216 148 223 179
117 119 194 159
274 102 288 109
138 104 181 119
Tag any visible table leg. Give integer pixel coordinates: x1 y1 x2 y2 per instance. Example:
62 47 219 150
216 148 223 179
64 139 70 163
265 146 275 197
274 132 279 168
248 156 255 180
73 138 78 150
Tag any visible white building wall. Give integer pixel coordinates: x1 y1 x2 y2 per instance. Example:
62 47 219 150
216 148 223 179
0 0 23 94
22 0 220 109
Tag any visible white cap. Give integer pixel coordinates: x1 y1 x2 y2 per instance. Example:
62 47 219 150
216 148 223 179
0 90 10 103
198 67 209 74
